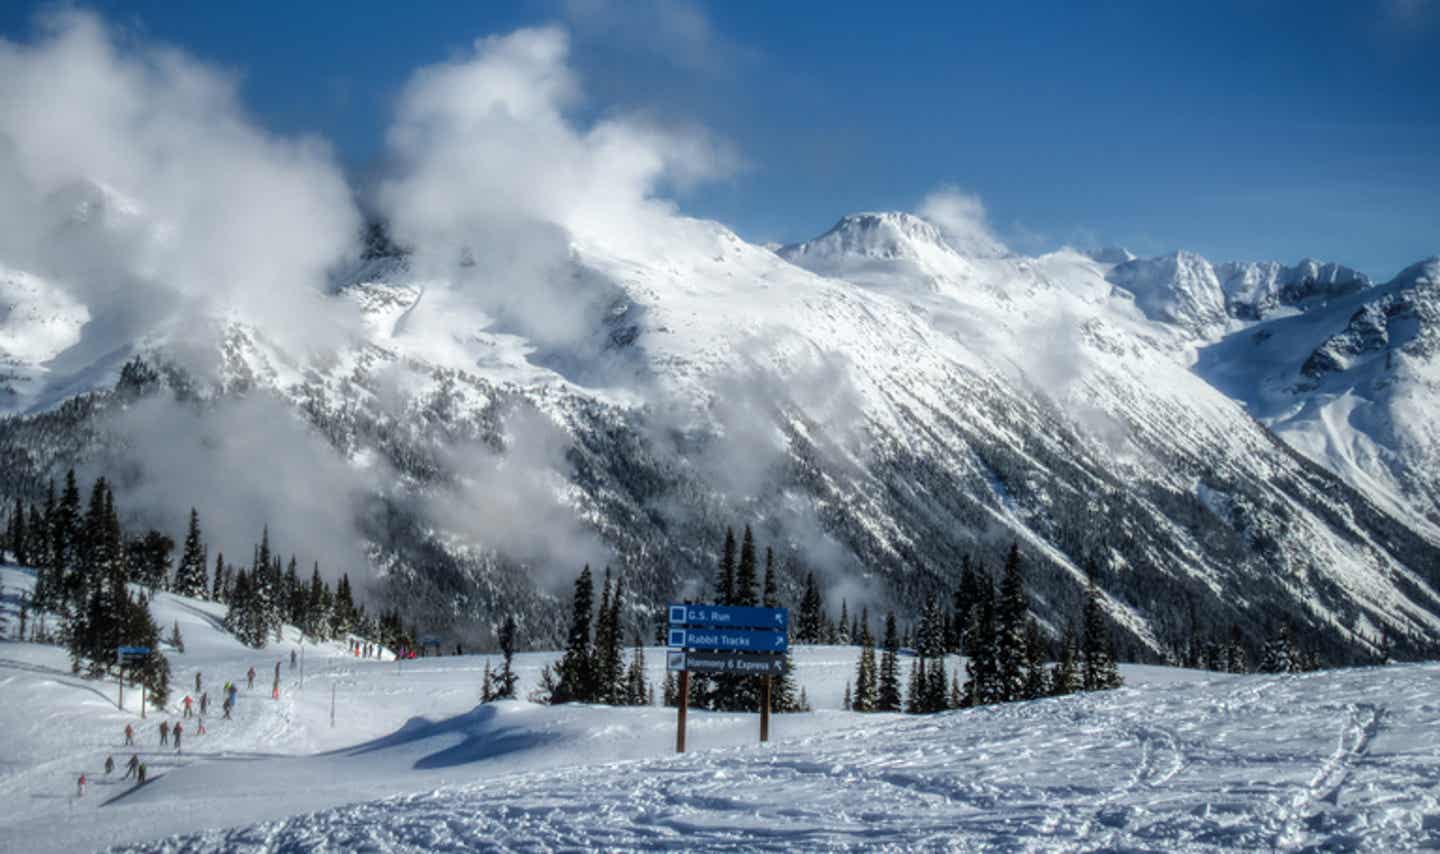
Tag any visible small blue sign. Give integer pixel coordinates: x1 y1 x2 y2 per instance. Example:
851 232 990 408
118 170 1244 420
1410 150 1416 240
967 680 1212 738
116 646 151 655
668 627 788 653
668 604 789 632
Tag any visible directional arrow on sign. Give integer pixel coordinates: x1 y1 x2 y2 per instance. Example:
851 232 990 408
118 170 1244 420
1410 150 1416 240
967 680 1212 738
669 604 788 632
668 627 788 653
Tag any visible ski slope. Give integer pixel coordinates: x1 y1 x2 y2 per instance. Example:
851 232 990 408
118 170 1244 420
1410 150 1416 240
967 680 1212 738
2 566 1439 852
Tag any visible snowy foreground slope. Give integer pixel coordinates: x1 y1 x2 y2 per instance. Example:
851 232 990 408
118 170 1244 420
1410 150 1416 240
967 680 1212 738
3 567 1440 853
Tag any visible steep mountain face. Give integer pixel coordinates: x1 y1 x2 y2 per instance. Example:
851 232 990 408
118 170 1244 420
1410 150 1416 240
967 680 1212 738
1197 257 1440 536
1 210 1438 663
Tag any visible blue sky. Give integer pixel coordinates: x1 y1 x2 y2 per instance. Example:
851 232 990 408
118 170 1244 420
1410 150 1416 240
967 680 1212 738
2 0 1436 278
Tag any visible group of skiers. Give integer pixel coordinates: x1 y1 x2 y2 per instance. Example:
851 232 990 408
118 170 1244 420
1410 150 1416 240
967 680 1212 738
79 665 259 799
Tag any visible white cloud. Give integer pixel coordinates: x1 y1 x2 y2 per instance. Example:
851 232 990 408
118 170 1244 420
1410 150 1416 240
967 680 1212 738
0 9 362 357
916 186 1008 257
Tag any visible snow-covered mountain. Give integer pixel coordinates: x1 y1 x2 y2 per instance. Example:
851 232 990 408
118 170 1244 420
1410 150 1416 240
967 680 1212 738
1 206 1438 661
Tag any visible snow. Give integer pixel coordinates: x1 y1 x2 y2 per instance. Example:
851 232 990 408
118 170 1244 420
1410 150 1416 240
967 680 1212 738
3 565 1439 852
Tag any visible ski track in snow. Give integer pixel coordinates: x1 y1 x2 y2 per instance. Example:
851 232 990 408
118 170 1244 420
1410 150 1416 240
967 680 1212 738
127 669 1440 853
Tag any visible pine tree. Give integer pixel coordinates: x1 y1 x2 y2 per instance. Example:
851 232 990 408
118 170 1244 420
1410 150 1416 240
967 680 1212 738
53 469 82 610
169 620 185 653
625 633 649 705
494 614 519 699
553 565 594 704
924 657 948 713
762 546 799 712
1023 618 1048 700
211 552 226 603
1050 626 1081 695
33 480 57 608
592 568 624 704
1260 625 1298 674
9 496 27 565
797 571 824 644
717 527 737 605
963 573 999 707
1224 625 1248 674
173 509 208 598
735 526 759 607
836 599 851 645
905 657 924 713
876 610 902 712
995 544 1029 702
1080 565 1123 690
852 610 878 712
842 680 852 711
480 660 494 703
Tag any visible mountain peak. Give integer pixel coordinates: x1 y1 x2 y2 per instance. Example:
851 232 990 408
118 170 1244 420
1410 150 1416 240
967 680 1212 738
780 211 951 263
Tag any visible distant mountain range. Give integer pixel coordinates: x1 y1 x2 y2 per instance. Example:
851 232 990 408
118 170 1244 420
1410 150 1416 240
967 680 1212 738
2 183 1438 660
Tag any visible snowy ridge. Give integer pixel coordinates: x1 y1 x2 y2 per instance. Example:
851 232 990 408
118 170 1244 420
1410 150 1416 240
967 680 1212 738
1 210 1439 658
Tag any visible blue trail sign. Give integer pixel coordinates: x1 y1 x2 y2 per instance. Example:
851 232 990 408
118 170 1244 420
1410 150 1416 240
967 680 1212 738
668 627 788 653
672 651 788 676
669 604 788 632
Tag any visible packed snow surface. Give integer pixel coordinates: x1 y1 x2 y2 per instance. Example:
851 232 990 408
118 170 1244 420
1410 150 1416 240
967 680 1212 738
2 567 1439 852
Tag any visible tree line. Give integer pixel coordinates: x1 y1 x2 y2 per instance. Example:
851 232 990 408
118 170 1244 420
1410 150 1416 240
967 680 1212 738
531 565 652 707
846 544 1123 714
0 469 410 703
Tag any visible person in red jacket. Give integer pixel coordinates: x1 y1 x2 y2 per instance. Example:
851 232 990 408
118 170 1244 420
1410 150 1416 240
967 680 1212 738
182 695 193 718
124 723 134 746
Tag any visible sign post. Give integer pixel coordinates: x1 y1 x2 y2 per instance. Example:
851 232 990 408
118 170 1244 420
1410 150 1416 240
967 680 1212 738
116 646 150 714
668 604 788 753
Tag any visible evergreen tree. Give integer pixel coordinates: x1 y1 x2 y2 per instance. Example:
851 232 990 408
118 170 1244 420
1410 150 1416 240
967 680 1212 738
9 496 27 565
1050 626 1081 696
172 509 208 598
762 546 800 712
717 527 737 605
53 469 82 609
1023 618 1048 700
592 568 623 703
797 571 824 644
842 680 852 711
553 565 594 704
877 610 902 712
211 552 226 603
624 633 649 705
852 610 878 711
735 526 759 606
480 660 494 703
1080 565 1123 691
1260 625 1298 674
995 544 1029 702
836 599 851 645
924 656 948 713
1224 625 1248 674
905 657 924 713
494 614 519 699
33 480 57 607
169 620 185 653
963 573 1000 706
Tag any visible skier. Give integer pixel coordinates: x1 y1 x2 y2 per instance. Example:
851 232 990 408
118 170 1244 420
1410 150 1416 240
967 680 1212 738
246 667 255 690
104 755 114 776
290 649 297 669
200 692 209 716
123 754 139 780
194 672 201 693
159 720 169 746
173 722 183 753
273 661 281 699
182 695 193 718
124 723 134 746
222 696 232 720
196 717 207 736
137 763 147 784
77 773 86 798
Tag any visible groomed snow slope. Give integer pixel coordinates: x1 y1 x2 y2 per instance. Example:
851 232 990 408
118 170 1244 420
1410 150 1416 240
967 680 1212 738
3 567 1439 852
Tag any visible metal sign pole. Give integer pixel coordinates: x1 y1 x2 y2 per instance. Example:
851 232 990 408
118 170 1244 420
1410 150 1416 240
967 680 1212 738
676 670 689 754
760 676 771 743
330 683 336 728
